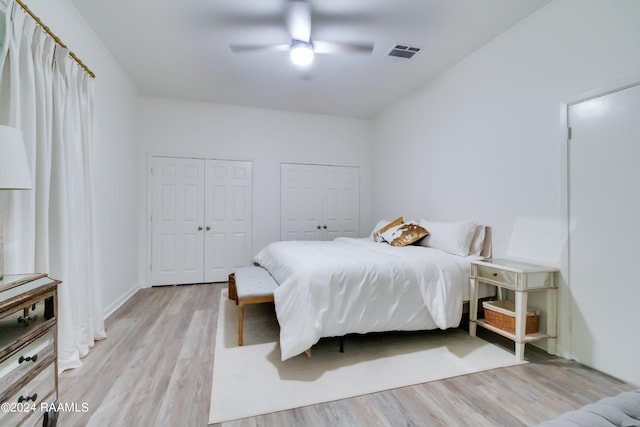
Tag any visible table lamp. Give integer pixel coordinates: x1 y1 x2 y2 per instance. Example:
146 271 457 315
0 124 32 281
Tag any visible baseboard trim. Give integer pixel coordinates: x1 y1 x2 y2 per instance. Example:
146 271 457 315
104 284 139 319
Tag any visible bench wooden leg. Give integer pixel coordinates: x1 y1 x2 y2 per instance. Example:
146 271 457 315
238 303 245 346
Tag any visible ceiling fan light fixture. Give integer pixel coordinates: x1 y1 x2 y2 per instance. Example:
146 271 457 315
290 41 314 66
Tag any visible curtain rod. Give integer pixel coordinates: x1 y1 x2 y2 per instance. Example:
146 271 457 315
14 0 96 79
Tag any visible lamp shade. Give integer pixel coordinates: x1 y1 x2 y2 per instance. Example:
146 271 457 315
0 125 32 189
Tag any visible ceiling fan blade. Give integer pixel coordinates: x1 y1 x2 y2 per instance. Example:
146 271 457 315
313 40 374 55
229 43 290 53
286 1 311 42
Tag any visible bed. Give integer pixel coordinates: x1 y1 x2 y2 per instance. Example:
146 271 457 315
253 218 492 360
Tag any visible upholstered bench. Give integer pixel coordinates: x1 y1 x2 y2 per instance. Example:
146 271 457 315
228 267 278 346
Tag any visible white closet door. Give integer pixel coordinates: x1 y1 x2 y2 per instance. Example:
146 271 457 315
204 160 253 282
150 157 205 285
324 166 360 240
280 163 323 241
568 82 640 386
281 163 360 241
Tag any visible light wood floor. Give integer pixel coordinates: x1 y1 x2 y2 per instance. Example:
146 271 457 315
58 283 633 427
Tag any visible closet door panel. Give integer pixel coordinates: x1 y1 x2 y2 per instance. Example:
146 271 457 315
228 163 253 271
324 168 339 237
281 163 359 241
204 160 253 282
151 157 205 285
281 164 323 240
325 166 359 239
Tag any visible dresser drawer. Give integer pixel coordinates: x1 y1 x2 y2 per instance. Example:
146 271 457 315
476 264 517 287
20 392 58 427
0 328 55 388
0 293 55 358
0 362 56 427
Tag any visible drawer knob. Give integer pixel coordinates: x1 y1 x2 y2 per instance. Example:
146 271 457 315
492 273 498 277
18 393 38 403
18 354 38 364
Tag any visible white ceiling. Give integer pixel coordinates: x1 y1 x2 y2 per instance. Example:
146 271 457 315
69 0 552 118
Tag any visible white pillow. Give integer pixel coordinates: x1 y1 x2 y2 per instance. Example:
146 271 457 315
419 219 477 256
469 225 486 256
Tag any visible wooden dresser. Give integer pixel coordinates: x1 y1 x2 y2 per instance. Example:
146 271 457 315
0 274 61 427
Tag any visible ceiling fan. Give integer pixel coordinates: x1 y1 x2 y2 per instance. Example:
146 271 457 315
229 1 374 67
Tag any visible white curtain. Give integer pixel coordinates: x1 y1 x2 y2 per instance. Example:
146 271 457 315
0 2 106 373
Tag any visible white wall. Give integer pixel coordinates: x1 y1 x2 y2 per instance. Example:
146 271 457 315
371 0 640 377
11 0 640 385
137 97 372 285
17 0 141 315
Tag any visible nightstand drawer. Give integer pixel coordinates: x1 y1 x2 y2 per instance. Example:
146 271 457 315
0 362 56 427
476 265 517 286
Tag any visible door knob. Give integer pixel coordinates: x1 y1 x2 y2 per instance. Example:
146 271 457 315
206 226 211 231
198 226 203 231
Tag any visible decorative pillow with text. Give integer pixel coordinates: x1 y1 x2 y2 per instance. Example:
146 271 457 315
382 222 429 247
372 216 404 242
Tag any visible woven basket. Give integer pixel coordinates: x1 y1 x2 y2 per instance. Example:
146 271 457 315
483 300 540 334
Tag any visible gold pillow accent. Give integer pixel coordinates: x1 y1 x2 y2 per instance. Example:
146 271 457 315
373 216 404 242
387 223 429 247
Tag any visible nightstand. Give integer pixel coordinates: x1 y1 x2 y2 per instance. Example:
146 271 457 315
0 273 61 427
469 259 558 360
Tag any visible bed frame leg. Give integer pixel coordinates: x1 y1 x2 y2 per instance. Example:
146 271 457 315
339 337 345 353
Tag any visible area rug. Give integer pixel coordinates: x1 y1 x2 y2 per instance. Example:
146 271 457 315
208 289 525 424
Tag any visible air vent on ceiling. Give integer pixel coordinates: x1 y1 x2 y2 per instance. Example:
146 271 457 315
387 45 421 59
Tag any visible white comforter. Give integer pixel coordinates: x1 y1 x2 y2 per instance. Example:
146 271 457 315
253 237 470 360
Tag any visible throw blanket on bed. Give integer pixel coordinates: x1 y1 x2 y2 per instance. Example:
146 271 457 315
538 389 640 426
253 237 469 360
